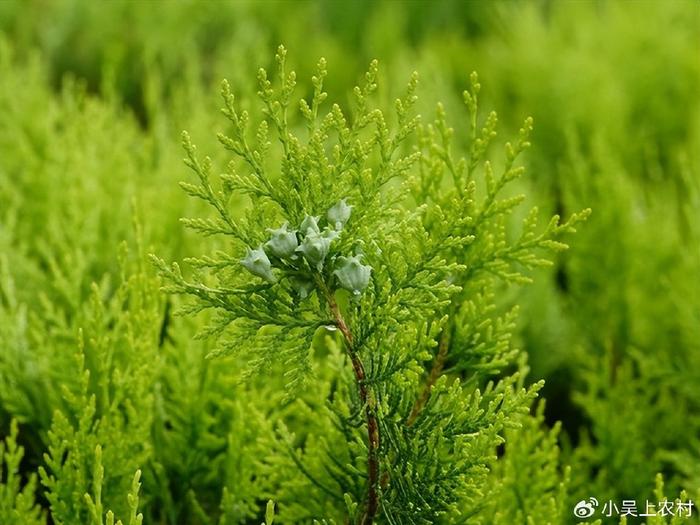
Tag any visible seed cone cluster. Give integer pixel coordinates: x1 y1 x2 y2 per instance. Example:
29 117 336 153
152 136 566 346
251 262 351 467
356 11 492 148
241 199 372 297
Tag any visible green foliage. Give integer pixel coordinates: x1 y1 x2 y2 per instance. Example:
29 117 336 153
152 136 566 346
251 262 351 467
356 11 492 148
0 1 698 524
155 46 588 523
485 400 570 525
38 243 157 524
0 420 43 524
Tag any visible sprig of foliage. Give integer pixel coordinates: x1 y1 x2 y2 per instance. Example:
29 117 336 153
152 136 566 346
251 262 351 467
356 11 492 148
0 420 44 524
157 47 588 524
39 241 157 525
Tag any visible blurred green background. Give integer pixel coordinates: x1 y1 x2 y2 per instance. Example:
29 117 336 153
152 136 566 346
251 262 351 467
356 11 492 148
0 0 699 523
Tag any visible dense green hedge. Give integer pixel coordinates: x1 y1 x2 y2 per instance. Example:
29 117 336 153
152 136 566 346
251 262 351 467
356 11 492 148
0 1 698 524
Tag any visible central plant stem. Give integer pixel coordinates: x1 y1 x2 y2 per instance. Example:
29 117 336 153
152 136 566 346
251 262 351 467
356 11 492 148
319 279 379 525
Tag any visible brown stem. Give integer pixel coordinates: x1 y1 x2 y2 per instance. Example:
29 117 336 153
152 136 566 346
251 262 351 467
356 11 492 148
320 281 380 525
406 326 452 426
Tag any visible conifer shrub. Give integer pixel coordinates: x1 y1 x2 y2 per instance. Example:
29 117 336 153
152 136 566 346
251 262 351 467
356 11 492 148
0 2 698 522
154 46 590 523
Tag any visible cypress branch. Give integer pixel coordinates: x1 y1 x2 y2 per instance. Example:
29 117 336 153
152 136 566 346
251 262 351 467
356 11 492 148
156 48 589 523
